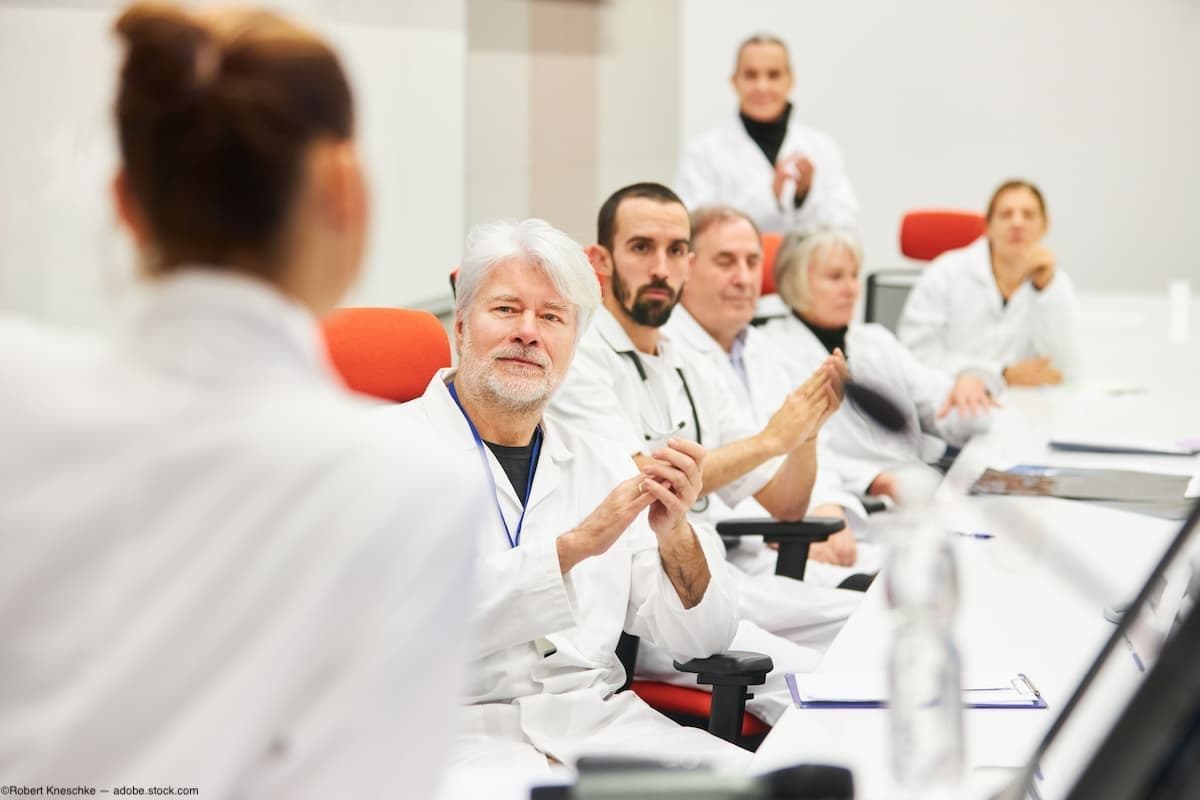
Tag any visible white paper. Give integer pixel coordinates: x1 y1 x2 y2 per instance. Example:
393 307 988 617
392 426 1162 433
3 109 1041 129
1050 432 1200 457
790 672 1041 706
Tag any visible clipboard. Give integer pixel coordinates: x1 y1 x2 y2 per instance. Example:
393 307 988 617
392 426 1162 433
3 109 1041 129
785 671 1047 709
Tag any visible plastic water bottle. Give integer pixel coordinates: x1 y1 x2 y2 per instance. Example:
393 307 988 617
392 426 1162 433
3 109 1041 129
885 490 964 795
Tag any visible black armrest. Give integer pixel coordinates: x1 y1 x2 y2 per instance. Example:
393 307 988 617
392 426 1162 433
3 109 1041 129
673 650 773 685
674 651 774 747
861 495 888 514
617 631 775 747
717 516 846 580
718 515 844 542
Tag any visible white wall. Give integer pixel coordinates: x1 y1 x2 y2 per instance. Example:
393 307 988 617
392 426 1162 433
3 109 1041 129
466 0 681 249
679 0 1200 291
5 0 1195 329
0 0 465 329
595 0 681 203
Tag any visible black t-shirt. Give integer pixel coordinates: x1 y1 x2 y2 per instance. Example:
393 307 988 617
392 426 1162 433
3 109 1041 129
484 437 539 506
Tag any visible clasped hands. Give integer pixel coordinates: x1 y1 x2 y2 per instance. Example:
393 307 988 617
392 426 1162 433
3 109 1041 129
559 439 706 572
772 153 814 204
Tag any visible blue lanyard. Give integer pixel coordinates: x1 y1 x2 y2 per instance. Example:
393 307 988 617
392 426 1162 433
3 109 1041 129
448 381 542 549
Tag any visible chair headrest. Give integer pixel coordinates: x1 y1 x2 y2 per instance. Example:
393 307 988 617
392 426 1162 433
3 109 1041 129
321 307 450 403
760 232 783 296
899 209 987 261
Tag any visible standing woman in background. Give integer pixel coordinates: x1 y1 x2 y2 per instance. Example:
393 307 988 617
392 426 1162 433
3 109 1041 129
898 180 1081 387
675 34 858 234
0 5 481 799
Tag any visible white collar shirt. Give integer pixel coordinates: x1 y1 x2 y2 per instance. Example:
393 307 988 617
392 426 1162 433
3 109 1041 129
664 307 866 523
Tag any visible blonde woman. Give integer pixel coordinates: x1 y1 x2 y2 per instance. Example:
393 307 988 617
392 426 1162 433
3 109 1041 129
762 228 995 499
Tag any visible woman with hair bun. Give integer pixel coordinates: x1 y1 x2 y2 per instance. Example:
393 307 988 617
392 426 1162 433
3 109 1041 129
0 5 481 798
898 179 1081 387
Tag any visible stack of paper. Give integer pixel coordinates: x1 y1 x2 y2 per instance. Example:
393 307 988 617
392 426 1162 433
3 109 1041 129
1049 433 1200 457
785 672 1046 709
970 465 1194 520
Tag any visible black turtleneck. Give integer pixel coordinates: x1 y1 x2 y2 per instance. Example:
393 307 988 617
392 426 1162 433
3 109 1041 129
740 103 806 208
796 312 848 359
740 102 793 166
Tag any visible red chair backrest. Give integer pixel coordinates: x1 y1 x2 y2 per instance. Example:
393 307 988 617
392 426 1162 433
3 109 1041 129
899 209 987 262
760 232 783 296
321 307 450 403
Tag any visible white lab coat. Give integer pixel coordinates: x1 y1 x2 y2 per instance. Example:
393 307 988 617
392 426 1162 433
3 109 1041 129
664 307 866 525
663 305 882 566
0 272 482 800
761 314 993 495
898 236 1081 383
675 114 858 234
548 307 774 505
549 308 854 724
382 369 750 778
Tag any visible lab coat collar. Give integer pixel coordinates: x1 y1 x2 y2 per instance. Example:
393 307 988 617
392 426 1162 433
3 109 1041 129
963 236 994 286
127 268 336 385
423 367 573 515
592 305 679 363
665 305 724 356
422 367 574 466
779 311 823 349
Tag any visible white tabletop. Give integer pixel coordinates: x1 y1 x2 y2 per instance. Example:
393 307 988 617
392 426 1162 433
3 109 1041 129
751 294 1199 798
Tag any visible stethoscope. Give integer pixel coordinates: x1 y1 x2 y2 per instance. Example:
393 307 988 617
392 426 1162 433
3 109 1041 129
617 349 709 513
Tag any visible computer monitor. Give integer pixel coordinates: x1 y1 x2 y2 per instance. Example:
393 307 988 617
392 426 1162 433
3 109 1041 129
1001 497 1200 799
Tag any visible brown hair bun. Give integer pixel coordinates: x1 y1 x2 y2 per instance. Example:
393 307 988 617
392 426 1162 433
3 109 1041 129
115 3 215 101
113 3 353 276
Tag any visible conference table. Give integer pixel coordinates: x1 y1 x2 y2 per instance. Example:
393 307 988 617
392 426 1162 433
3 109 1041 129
437 291 1196 800
750 291 1199 798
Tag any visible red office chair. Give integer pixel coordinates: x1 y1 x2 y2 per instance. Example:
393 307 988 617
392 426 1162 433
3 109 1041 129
899 209 986 262
760 231 783 297
321 307 450 403
864 208 987 332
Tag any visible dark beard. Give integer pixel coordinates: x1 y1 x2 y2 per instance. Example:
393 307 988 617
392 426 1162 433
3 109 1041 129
611 263 680 328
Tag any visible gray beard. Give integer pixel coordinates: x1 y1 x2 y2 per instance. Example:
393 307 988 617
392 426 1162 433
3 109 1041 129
470 372 548 415
456 338 553 415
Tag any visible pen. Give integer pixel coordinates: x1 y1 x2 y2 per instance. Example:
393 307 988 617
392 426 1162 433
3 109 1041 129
953 530 994 540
